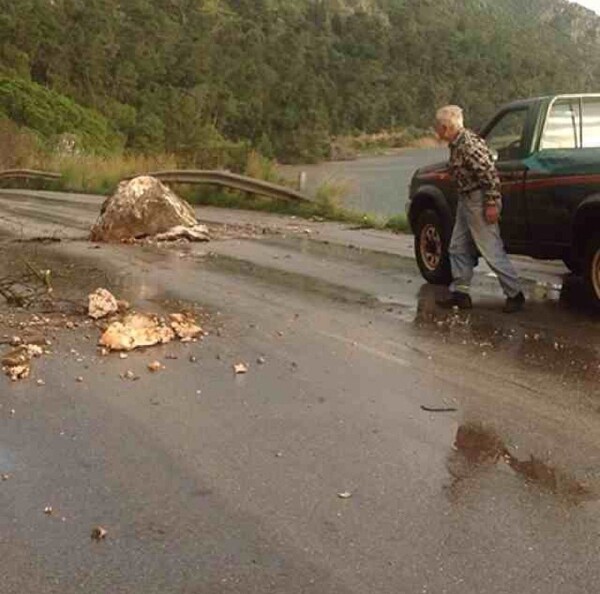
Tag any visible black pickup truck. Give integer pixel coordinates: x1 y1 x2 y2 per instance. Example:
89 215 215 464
407 94 600 305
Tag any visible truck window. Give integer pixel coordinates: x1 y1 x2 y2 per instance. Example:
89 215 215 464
582 98 600 148
540 99 581 149
485 108 528 161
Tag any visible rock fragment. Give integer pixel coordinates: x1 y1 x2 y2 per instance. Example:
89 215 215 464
153 225 210 242
1 344 43 381
88 288 119 320
169 313 203 340
233 362 249 374
91 526 107 541
99 313 175 352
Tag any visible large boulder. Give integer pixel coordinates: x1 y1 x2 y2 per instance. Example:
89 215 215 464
90 176 198 242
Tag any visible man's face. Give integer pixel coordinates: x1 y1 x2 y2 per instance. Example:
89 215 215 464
435 122 451 143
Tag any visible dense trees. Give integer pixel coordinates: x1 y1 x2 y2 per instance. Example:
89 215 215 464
0 0 598 161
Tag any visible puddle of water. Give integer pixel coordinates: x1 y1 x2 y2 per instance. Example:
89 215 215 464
412 283 600 385
447 423 593 505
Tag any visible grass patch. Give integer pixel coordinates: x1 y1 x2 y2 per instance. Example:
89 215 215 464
184 182 410 233
0 130 411 233
384 214 410 233
330 127 440 160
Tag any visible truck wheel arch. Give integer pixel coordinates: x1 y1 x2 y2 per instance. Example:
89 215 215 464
408 185 454 239
572 195 600 261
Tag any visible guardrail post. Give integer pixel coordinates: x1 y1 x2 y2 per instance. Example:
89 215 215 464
298 171 307 192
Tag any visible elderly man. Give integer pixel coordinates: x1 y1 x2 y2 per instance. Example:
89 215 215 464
434 105 525 313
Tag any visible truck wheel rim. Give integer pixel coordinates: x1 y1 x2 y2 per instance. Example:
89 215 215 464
593 249 600 299
420 224 442 271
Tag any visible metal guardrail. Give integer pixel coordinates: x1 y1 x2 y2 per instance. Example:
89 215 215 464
141 170 310 203
0 169 61 181
0 168 310 203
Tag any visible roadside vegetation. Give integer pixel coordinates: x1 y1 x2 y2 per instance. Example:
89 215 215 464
330 128 440 160
1 0 599 163
0 123 409 233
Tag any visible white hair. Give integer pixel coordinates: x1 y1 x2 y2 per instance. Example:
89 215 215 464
435 105 464 131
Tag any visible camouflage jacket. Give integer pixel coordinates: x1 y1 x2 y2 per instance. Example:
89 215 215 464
449 129 501 205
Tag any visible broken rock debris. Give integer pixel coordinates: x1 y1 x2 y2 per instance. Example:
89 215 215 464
98 308 204 353
1 343 43 381
100 313 175 352
169 313 203 340
88 288 119 320
91 526 108 541
233 362 249 375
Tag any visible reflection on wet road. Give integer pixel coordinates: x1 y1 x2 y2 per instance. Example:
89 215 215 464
447 423 593 505
414 282 600 387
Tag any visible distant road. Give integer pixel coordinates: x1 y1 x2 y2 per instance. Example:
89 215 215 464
278 147 448 217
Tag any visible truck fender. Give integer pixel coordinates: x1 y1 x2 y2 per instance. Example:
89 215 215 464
572 194 600 259
408 184 454 240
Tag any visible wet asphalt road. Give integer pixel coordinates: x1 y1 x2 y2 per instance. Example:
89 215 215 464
278 148 448 216
1 190 600 593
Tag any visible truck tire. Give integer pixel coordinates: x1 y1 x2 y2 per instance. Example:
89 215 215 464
414 209 452 285
582 234 600 308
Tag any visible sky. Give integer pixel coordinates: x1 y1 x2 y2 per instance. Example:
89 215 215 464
571 0 600 14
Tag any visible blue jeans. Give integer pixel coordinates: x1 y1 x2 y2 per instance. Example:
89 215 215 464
449 190 521 298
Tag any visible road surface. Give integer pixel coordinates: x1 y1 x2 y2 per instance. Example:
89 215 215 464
0 190 599 594
278 148 447 216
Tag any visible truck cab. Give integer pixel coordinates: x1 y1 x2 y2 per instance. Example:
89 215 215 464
407 94 600 304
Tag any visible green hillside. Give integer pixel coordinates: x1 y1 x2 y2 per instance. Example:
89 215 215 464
0 0 598 161
0 78 123 154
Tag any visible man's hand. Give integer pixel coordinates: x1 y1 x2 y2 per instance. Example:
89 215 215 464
484 202 500 224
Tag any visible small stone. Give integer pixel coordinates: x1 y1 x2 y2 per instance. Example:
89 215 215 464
119 353 128 360
189 355 197 363
148 361 162 372
233 362 249 374
36 379 45 386
44 506 53 515
91 526 107 541
257 356 266 365
76 376 84 383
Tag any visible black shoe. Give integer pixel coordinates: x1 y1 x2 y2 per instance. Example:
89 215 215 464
437 292 473 310
503 292 525 313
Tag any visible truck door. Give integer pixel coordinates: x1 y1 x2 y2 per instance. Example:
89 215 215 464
525 98 584 251
483 107 531 249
